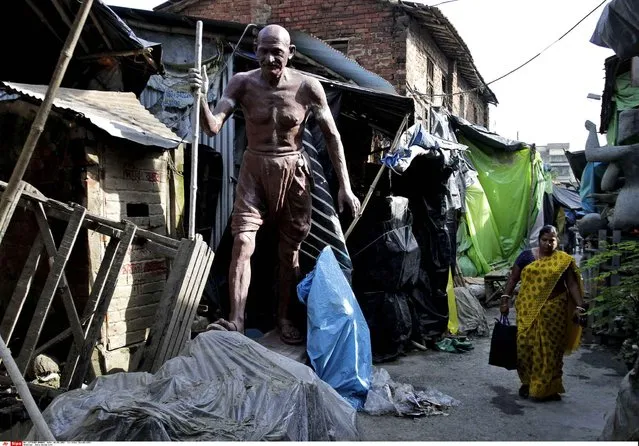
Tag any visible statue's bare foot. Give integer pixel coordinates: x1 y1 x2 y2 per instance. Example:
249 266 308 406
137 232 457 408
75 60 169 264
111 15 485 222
206 319 243 333
278 319 304 345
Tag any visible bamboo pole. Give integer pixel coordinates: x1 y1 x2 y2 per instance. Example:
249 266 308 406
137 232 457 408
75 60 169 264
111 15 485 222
344 114 410 240
0 0 95 244
0 334 55 440
189 21 204 240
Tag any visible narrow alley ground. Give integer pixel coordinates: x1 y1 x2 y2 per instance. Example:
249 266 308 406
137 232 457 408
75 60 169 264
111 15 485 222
357 307 627 441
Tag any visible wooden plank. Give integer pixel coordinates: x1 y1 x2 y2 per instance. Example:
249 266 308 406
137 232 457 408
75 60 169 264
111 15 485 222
0 180 179 250
67 222 137 389
33 327 72 357
151 238 201 371
0 234 44 342
180 246 214 347
62 236 120 388
164 238 211 361
33 204 86 352
161 239 207 361
145 239 177 259
15 205 86 375
137 238 193 372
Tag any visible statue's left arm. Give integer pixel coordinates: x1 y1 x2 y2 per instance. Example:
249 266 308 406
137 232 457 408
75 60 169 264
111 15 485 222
307 77 360 216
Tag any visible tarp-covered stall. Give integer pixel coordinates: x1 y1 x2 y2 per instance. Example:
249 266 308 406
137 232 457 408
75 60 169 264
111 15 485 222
450 117 549 277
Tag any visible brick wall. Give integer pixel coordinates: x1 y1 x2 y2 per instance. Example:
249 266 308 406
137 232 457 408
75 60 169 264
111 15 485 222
406 20 489 128
88 142 171 350
182 0 408 93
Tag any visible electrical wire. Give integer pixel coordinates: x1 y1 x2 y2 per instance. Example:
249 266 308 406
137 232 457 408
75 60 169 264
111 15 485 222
412 0 610 100
430 0 462 7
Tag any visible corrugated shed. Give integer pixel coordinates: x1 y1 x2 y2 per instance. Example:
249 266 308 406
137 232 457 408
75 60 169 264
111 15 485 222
0 82 181 149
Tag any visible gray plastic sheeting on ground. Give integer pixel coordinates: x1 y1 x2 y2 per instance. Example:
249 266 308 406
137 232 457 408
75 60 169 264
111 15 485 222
28 332 359 441
454 287 490 337
364 368 460 417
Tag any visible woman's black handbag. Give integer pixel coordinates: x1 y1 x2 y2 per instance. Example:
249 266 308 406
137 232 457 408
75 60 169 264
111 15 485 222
488 315 517 370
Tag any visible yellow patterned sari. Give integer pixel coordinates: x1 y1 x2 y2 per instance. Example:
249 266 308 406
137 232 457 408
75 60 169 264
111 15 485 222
515 250 583 399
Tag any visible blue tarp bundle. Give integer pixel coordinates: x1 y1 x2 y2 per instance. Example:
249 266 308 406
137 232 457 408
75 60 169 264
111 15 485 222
297 247 372 409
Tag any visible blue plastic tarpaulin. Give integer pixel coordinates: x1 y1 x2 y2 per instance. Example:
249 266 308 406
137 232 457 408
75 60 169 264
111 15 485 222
297 247 372 409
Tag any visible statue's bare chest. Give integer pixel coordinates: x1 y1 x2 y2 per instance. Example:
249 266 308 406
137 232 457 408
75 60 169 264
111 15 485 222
241 81 308 129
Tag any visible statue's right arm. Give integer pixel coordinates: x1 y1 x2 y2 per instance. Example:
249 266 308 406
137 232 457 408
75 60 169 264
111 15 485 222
200 74 244 136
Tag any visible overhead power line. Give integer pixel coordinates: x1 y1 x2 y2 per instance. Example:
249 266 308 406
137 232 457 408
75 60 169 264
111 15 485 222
412 0 609 100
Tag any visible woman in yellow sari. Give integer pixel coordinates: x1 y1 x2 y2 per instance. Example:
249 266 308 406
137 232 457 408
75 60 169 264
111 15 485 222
501 225 586 402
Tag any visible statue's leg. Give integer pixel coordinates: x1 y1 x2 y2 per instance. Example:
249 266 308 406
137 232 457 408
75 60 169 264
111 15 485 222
209 151 264 334
277 236 304 344
276 154 312 345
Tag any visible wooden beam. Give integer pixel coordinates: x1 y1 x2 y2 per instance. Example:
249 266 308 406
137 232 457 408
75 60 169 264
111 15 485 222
144 239 177 259
25 0 65 44
0 234 44 342
15 206 86 375
0 180 180 250
33 204 86 352
62 236 120 387
50 0 89 53
75 48 153 61
66 222 137 389
90 10 112 50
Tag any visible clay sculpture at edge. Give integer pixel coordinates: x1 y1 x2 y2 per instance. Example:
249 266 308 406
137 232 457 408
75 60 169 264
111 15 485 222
585 110 639 230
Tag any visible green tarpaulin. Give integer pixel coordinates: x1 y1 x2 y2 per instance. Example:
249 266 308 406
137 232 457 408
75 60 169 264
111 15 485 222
457 135 548 277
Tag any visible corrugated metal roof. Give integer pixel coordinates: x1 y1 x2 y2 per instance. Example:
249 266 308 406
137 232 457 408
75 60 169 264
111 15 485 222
399 1 498 105
111 7 398 94
0 82 181 149
288 31 398 94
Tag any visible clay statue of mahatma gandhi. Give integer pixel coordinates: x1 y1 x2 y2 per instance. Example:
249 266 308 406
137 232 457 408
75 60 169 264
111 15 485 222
189 24 360 344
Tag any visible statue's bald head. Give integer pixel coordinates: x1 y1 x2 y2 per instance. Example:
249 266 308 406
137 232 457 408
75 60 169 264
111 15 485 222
255 24 295 80
257 24 291 46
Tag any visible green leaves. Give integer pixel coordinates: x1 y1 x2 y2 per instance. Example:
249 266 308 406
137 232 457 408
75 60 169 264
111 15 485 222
585 240 639 370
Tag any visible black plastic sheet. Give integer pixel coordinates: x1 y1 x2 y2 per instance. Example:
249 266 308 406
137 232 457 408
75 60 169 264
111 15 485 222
590 0 639 59
350 197 420 362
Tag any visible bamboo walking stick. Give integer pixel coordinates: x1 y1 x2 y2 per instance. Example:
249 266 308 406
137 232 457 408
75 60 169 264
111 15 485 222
344 114 410 240
0 0 95 245
189 21 204 240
